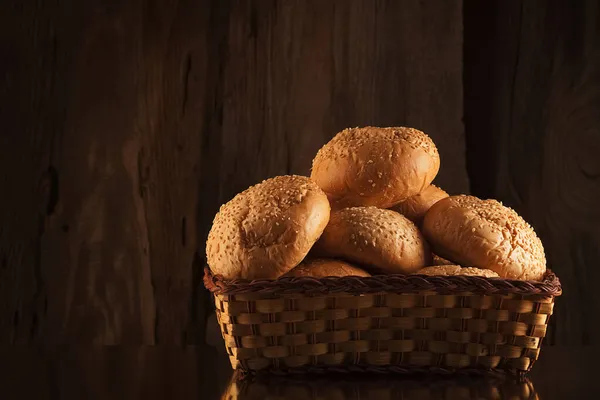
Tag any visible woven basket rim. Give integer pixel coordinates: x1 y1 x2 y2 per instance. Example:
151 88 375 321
231 365 529 381
203 268 562 297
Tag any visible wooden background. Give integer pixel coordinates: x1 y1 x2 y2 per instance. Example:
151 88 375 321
0 0 598 345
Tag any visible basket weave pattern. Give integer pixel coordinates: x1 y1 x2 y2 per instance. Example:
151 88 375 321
204 269 561 375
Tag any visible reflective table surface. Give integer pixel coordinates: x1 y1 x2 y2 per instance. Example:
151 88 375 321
2 344 599 399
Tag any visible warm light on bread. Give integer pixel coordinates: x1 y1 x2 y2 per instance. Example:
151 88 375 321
414 265 500 278
206 175 330 280
311 127 440 209
315 206 431 275
283 258 371 278
205 126 549 284
204 125 561 378
432 253 455 266
422 195 546 280
390 184 448 225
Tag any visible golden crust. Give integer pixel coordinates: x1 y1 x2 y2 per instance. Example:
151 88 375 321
422 195 546 280
432 253 455 266
311 127 440 209
283 258 371 278
206 175 330 279
315 206 431 275
390 184 449 225
414 265 500 278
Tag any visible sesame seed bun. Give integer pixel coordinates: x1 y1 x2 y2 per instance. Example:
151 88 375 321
390 184 449 225
206 175 330 280
283 258 371 278
314 206 431 275
432 253 456 266
422 195 547 280
414 265 499 278
311 127 440 209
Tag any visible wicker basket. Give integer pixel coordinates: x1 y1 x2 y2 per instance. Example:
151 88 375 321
222 371 539 399
204 268 561 376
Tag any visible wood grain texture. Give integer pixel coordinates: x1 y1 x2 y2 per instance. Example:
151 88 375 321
210 0 469 202
0 0 210 344
1 0 468 344
464 0 600 345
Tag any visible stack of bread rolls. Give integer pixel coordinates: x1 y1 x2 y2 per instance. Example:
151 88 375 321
206 126 546 281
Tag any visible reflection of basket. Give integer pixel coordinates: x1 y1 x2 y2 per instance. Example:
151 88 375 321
223 371 539 400
204 268 561 375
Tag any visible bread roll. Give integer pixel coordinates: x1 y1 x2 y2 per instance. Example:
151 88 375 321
390 185 448 225
414 265 499 278
206 175 330 280
283 258 371 278
311 127 440 209
432 253 455 266
315 206 431 274
422 195 546 280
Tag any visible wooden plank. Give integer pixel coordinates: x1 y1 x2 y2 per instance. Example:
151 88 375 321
0 0 211 344
0 0 88 344
464 0 600 345
134 0 214 344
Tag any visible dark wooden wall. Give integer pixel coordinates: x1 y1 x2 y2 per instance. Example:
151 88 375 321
0 0 598 345
464 0 600 345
